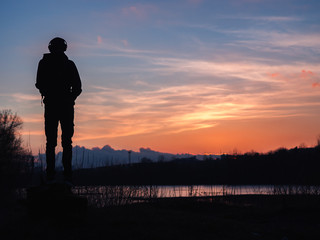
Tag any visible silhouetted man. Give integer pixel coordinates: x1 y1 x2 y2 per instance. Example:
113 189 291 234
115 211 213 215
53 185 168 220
36 37 82 184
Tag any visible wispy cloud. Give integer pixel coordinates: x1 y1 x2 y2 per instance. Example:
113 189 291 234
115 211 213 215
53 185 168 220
220 15 301 22
10 93 39 102
46 26 320 145
77 37 159 58
237 31 320 49
121 4 158 20
74 55 320 142
21 130 43 136
21 114 43 123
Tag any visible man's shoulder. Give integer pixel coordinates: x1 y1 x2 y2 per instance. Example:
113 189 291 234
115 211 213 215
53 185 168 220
67 59 75 64
40 53 51 60
38 54 48 64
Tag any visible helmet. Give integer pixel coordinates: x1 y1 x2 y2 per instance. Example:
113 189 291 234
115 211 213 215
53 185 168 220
48 37 67 53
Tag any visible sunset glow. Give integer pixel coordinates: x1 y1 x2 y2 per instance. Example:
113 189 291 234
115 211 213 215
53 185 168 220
1 0 320 155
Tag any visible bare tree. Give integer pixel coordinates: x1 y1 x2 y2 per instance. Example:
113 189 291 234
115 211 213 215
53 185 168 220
0 109 32 201
0 109 23 162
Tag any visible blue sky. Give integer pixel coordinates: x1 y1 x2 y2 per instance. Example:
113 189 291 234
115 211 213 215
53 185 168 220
1 0 320 154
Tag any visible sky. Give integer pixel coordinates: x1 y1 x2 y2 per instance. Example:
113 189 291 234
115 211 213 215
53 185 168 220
1 0 320 155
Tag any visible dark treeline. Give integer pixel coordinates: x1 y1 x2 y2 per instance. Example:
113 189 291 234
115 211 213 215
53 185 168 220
73 146 320 186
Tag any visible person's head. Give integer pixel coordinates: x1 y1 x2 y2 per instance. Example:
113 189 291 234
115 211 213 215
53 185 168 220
48 37 67 53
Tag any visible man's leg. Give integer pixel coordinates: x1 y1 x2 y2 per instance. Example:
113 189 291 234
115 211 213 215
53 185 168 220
44 105 59 181
61 104 74 181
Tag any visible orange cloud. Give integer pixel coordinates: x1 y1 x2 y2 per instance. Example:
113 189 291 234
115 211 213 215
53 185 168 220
300 69 314 79
312 83 320 88
266 69 320 88
300 70 320 87
268 73 279 78
22 50 320 155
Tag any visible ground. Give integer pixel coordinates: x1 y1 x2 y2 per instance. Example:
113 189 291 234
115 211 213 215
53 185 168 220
1 196 320 240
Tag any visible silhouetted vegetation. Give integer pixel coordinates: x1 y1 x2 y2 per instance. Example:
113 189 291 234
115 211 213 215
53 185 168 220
0 109 34 202
73 146 320 186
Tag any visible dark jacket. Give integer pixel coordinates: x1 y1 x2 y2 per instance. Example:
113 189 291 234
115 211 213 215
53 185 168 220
36 53 82 105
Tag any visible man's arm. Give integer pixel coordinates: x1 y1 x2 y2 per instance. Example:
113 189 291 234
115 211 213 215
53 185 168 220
35 60 49 96
70 61 82 100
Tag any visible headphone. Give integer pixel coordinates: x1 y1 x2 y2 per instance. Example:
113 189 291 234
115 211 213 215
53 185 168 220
48 37 67 53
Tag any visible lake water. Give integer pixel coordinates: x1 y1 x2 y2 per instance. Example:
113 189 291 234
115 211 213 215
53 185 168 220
72 185 320 207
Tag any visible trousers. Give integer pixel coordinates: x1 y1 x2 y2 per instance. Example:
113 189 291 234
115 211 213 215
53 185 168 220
44 102 74 179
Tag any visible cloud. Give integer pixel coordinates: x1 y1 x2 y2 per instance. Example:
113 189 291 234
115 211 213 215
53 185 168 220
75 57 320 142
300 70 320 87
122 6 141 17
121 4 157 19
149 57 320 86
11 93 39 102
217 15 301 22
21 130 43 136
121 39 128 47
250 16 300 22
267 32 320 49
21 114 43 123
57 22 320 145
78 37 158 57
181 19 318 62
267 69 320 88
97 35 103 44
228 30 320 55
72 42 320 142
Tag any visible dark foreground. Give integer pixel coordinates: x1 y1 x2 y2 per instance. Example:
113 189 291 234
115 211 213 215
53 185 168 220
1 195 320 240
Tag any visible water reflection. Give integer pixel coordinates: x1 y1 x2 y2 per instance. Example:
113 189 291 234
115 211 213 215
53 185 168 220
72 185 320 208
